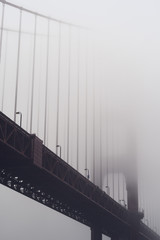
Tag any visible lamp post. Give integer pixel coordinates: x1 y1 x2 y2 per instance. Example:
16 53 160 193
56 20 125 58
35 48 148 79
56 145 62 158
16 111 22 127
84 168 90 179
105 185 110 195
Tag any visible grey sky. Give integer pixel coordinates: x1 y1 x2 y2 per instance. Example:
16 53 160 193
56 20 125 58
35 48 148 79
1 0 160 239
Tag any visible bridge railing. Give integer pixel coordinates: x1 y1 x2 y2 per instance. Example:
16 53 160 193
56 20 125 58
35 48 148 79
140 222 160 240
0 111 32 158
0 110 160 239
41 144 130 226
0 110 138 229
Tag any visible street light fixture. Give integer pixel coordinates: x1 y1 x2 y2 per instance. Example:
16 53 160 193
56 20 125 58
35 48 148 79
56 144 62 158
16 111 22 127
84 168 90 179
105 185 110 195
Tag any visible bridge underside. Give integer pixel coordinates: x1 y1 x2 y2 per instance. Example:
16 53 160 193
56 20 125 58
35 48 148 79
0 111 159 240
0 142 129 239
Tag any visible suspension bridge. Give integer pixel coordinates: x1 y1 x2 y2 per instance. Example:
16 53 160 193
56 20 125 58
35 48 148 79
0 1 159 239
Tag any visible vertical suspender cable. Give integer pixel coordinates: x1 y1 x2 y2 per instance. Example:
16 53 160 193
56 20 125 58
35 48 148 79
92 38 95 184
145 199 149 226
100 91 102 189
36 61 41 136
138 176 142 213
85 32 88 175
0 3 5 111
30 15 37 133
76 28 80 171
117 156 120 202
26 38 33 131
154 210 157 233
56 23 61 154
112 116 114 199
14 9 22 122
153 213 157 233
66 25 71 164
140 183 145 223
44 19 50 145
0 3 4 64
106 104 109 194
36 39 45 137
149 201 153 229
149 202 153 230
1 31 8 112
116 125 120 202
122 175 125 204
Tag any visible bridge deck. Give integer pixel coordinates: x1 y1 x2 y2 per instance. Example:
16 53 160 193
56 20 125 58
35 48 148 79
0 111 159 240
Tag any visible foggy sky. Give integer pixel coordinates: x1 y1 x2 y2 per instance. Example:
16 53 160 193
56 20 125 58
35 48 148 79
1 0 160 239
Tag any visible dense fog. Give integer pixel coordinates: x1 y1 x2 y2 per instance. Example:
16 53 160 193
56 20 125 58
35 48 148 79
0 0 160 239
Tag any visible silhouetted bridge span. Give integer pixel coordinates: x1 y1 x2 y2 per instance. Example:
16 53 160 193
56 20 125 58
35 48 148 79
0 111 159 240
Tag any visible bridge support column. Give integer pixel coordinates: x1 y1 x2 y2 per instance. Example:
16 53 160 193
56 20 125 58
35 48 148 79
91 227 102 240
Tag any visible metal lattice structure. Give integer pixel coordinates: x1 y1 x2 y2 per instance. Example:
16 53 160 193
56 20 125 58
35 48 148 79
0 111 160 240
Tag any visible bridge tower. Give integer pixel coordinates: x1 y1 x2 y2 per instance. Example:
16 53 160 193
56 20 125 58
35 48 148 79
90 135 142 240
125 134 143 240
